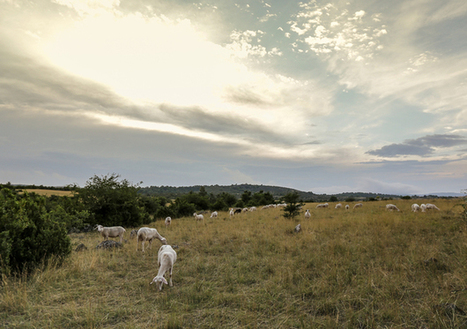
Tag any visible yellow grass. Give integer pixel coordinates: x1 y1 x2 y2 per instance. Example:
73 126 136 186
21 189 74 197
1 198 467 328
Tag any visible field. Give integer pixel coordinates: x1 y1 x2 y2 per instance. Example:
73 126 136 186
21 189 75 197
1 198 467 328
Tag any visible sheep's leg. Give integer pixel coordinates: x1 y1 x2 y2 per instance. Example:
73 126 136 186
169 267 173 286
142 240 145 252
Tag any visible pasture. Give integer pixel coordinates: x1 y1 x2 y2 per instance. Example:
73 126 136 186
1 198 467 328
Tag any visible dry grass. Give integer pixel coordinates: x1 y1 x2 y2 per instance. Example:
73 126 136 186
21 189 75 197
1 198 467 328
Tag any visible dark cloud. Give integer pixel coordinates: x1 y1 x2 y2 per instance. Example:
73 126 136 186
366 134 467 157
223 86 274 107
157 103 292 145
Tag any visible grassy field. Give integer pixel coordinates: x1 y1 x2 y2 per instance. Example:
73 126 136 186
21 189 75 197
1 198 467 328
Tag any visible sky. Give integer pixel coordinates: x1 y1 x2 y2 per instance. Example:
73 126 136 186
1 0 467 195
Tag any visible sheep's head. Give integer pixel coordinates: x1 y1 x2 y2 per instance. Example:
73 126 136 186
95 225 103 232
160 237 168 245
150 276 168 291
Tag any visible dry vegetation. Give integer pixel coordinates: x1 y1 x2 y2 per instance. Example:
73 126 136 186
21 189 74 197
1 198 467 328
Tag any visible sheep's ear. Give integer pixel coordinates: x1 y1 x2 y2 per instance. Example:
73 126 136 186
150 277 156 285
162 277 168 285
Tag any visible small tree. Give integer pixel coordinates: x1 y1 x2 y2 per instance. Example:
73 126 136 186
76 173 148 227
282 192 304 220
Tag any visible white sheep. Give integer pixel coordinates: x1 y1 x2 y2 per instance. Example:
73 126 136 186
249 207 257 212
411 204 420 212
210 211 218 218
304 209 311 219
335 203 342 209
242 208 249 213
136 227 167 252
150 245 177 291
345 205 350 210
353 203 363 209
193 213 204 221
294 224 301 233
95 225 126 243
420 204 427 212
425 203 440 211
386 204 400 212
165 217 172 227
316 203 329 208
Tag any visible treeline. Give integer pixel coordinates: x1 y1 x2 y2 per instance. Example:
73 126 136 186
139 184 407 202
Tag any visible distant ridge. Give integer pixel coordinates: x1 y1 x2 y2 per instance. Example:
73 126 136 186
139 183 406 202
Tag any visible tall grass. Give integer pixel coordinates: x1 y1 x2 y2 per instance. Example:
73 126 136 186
1 199 467 328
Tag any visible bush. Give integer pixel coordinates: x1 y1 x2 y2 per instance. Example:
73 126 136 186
0 188 71 276
75 174 148 227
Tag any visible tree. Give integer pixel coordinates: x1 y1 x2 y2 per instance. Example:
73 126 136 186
241 191 252 204
76 173 148 227
0 188 71 276
282 192 304 220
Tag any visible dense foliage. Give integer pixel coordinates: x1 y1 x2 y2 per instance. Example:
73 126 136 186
0 188 71 276
73 174 149 227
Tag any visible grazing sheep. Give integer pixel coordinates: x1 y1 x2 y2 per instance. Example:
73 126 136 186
229 209 235 217
165 217 172 227
316 203 329 208
386 204 400 212
242 208 249 213
150 245 177 291
411 204 420 212
304 209 311 219
353 203 363 209
277 203 287 207
95 225 126 243
130 229 138 238
210 211 218 218
294 224 301 233
249 207 257 212
425 203 440 211
335 203 342 209
345 205 350 210
420 204 427 212
234 208 242 214
136 227 167 252
193 213 204 221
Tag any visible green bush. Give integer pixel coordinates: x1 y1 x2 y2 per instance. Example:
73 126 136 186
75 174 148 227
0 188 71 276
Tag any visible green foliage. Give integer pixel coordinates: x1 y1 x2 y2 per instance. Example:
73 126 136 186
329 196 338 202
401 195 412 200
0 188 71 276
76 173 148 227
282 192 304 219
169 198 196 217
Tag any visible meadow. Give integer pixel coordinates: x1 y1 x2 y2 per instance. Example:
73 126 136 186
1 198 467 328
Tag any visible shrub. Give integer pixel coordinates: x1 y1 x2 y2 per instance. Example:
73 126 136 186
75 174 148 227
0 188 71 276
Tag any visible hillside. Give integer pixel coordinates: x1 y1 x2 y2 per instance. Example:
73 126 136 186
138 183 404 202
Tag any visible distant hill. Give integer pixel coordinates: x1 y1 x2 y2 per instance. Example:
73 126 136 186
138 184 405 202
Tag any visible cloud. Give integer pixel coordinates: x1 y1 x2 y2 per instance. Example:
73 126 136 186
366 134 467 158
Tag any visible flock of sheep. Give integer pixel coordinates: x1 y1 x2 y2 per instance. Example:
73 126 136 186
303 202 441 215
95 224 174 291
94 200 441 291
